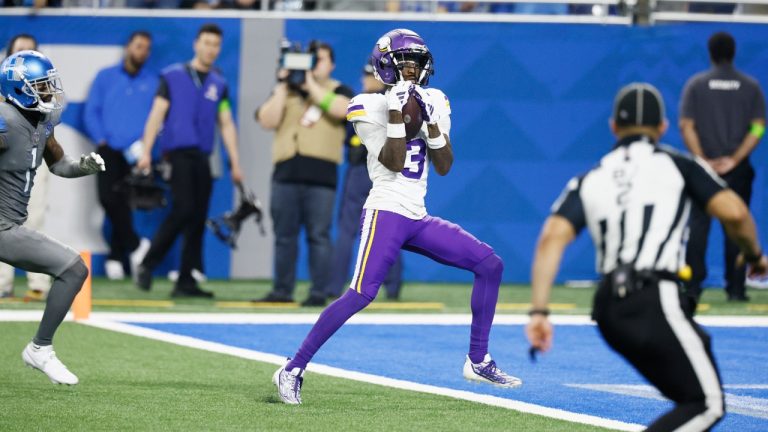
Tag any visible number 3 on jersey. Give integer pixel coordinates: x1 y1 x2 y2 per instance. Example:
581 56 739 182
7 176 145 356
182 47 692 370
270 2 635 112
402 138 426 179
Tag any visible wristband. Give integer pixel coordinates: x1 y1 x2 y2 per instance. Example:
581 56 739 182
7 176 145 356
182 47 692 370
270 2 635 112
745 249 763 264
426 133 447 150
318 90 336 113
387 123 406 139
528 308 550 317
750 123 765 139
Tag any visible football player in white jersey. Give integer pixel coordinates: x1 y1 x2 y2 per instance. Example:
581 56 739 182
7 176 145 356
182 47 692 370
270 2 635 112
272 29 520 405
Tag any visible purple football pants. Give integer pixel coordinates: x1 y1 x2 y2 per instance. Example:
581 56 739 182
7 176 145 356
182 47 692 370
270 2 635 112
287 209 503 371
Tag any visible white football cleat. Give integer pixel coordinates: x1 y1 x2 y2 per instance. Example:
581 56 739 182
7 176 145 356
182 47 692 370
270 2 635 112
463 354 522 388
22 342 79 385
272 361 304 405
105 260 125 280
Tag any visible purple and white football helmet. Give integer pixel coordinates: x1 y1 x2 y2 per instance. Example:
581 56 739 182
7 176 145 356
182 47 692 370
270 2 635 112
370 29 434 86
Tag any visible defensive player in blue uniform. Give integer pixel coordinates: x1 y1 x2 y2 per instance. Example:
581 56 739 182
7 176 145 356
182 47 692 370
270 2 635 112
273 29 520 405
0 51 105 385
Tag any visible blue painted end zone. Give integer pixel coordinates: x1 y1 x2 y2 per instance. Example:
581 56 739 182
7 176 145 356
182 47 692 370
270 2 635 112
129 322 767 430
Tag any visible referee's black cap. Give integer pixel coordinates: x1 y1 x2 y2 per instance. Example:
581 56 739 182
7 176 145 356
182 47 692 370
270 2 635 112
612 82 665 127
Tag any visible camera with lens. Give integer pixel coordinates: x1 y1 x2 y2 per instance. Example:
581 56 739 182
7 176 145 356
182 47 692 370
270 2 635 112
279 39 317 91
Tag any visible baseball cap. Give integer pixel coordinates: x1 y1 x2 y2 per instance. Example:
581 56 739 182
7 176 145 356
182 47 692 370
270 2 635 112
363 63 375 75
612 82 665 127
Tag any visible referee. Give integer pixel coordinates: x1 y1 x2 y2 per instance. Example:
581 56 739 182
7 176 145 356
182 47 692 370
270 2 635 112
526 83 768 431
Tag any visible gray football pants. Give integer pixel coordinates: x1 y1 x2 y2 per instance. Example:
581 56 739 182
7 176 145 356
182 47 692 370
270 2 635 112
0 225 87 345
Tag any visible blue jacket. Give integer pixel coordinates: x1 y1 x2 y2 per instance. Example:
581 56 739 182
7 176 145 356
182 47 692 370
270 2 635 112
83 63 158 151
158 63 227 154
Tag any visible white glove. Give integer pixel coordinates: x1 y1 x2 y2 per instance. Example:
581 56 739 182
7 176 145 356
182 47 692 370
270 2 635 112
411 86 441 125
79 152 106 174
386 81 413 112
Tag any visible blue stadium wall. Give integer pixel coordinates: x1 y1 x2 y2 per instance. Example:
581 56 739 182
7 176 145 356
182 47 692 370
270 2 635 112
1 14 767 287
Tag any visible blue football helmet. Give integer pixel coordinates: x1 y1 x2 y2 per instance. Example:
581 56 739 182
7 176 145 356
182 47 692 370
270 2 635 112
0 50 63 114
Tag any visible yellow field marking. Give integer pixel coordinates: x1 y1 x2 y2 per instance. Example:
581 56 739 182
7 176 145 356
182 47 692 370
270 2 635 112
0 298 25 304
696 303 711 312
367 302 444 310
92 299 175 308
217 301 300 309
496 303 577 311
747 304 768 312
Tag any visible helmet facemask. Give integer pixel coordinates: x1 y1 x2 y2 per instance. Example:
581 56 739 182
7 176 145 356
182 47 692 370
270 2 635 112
389 49 433 86
20 71 64 114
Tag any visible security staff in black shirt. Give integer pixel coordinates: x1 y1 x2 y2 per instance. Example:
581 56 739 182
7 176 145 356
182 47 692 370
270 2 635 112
526 83 768 431
680 32 766 303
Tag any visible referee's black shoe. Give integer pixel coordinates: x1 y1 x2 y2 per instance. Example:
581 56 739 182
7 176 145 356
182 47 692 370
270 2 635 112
135 265 152 292
172 283 214 299
727 293 750 302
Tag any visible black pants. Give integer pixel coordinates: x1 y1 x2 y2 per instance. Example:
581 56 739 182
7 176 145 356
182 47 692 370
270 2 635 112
142 149 212 287
97 145 140 261
593 278 724 431
686 160 754 300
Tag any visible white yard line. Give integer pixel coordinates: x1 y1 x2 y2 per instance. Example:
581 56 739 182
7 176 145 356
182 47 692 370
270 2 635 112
81 318 643 432
2 310 768 326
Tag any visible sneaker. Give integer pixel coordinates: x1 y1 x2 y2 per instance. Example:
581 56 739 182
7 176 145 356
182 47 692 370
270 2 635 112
0 289 13 299
272 361 304 405
253 292 294 303
135 265 152 291
171 284 214 299
21 342 79 385
300 295 326 307
463 354 522 388
129 238 151 278
105 260 125 280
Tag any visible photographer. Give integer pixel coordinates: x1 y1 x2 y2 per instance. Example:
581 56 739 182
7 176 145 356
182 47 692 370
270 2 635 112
255 40 353 306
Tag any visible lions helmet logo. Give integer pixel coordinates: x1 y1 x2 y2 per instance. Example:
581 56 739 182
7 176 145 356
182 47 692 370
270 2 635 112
3 57 26 82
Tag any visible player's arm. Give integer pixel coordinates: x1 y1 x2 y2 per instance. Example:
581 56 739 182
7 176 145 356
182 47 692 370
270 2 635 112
136 95 170 173
378 109 407 172
426 123 452 176
44 133 105 177
416 87 452 175
218 98 243 185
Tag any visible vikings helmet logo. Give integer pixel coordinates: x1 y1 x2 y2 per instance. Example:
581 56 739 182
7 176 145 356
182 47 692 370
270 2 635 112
377 36 391 53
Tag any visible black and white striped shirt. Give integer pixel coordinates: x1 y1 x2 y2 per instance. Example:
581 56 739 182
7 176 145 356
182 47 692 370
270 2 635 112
553 135 727 275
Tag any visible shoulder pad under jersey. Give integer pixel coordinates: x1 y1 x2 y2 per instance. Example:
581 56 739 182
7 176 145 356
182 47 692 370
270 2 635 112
346 93 387 127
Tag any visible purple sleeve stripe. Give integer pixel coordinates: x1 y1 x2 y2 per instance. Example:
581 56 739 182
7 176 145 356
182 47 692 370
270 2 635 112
347 104 365 113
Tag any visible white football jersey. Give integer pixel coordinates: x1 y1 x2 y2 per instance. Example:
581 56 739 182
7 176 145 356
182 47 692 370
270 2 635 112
347 87 451 220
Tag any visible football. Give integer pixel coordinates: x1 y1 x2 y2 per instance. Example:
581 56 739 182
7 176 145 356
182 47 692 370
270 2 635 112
402 94 424 140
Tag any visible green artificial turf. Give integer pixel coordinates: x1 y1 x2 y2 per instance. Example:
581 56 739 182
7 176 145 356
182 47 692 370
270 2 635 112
0 322 608 432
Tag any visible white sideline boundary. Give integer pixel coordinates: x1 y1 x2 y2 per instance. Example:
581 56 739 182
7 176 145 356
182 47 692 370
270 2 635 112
79 318 643 432
5 311 767 430
2 310 768 326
